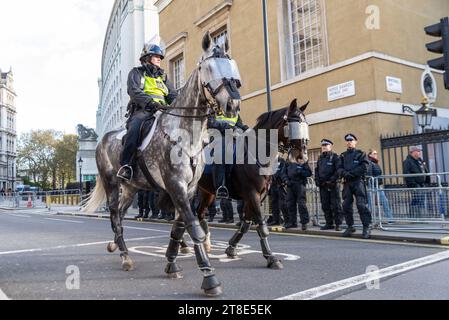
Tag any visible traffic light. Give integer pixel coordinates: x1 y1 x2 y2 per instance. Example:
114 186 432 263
425 17 449 90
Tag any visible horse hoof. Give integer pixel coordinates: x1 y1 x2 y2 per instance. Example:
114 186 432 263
204 285 223 297
107 242 118 253
121 257 134 271
225 246 237 258
180 247 191 254
167 272 184 279
202 275 222 297
267 258 284 270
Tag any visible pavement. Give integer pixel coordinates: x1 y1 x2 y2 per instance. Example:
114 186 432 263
1 207 449 300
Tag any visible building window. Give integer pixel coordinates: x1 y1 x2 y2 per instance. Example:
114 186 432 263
284 0 328 77
171 54 185 91
212 28 228 47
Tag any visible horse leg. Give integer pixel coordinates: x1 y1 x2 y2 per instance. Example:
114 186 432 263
165 215 187 279
225 201 252 259
250 193 284 270
168 183 222 296
116 185 139 271
197 191 216 253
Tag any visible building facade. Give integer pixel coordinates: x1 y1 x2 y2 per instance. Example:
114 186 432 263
155 0 449 174
0 68 18 191
96 0 160 139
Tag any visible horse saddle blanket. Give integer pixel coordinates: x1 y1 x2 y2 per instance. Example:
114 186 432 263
116 111 162 151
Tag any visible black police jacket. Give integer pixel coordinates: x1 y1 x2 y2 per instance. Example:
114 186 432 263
315 151 340 187
282 162 312 185
338 148 369 181
127 64 178 113
403 155 430 187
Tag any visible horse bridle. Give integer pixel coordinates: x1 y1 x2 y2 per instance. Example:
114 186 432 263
279 111 310 155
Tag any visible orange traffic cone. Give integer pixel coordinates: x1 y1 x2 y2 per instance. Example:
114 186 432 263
27 195 32 208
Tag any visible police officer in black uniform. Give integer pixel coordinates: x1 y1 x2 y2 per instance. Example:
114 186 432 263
315 139 343 231
282 156 312 230
136 190 150 219
268 157 288 226
338 134 372 239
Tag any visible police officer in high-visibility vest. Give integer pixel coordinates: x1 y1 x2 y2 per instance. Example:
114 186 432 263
117 42 178 181
208 113 249 198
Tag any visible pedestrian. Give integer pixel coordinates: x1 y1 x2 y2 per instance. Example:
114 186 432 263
282 154 312 230
136 190 150 219
315 139 343 231
403 146 430 217
268 157 288 226
367 149 393 223
338 134 372 239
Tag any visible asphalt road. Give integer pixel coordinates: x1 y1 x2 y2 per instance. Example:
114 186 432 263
1 208 449 300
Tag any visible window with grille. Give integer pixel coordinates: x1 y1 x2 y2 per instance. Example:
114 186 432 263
172 54 185 91
212 28 228 47
287 0 327 76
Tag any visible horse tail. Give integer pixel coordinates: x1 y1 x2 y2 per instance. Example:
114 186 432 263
81 176 106 213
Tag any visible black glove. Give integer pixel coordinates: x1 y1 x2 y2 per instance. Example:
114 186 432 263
146 100 163 111
344 171 354 180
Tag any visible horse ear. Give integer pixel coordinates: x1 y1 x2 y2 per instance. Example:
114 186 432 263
202 32 211 52
300 101 310 113
288 99 298 112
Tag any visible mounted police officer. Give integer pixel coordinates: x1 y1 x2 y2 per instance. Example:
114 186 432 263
208 114 249 198
338 134 372 239
117 42 178 181
282 155 312 230
315 139 343 231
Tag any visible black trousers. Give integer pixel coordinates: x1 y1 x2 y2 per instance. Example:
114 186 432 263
287 182 310 225
271 184 287 223
319 184 343 226
149 192 160 216
220 198 234 221
137 190 151 215
342 180 372 227
120 110 154 166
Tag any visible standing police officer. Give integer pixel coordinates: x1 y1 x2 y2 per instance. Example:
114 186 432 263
315 139 343 231
338 134 372 239
282 156 312 230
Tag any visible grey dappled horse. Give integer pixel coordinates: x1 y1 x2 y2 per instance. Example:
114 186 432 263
82 32 242 296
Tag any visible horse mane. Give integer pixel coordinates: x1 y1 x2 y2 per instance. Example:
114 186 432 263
254 107 288 129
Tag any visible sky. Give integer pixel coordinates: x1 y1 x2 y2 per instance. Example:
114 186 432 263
0 0 113 136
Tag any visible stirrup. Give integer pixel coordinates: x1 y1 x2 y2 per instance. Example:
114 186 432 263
216 186 229 199
117 165 133 181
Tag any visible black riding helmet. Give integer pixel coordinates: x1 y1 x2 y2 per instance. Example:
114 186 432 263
140 43 165 63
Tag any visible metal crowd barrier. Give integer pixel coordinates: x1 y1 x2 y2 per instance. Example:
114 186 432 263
368 173 449 233
0 189 82 210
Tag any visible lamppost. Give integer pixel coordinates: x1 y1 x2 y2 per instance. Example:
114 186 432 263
78 157 83 196
402 97 437 164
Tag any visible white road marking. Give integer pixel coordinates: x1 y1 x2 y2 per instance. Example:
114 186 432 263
0 288 10 300
44 218 84 224
277 249 449 300
7 214 31 218
0 235 168 256
124 226 170 233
